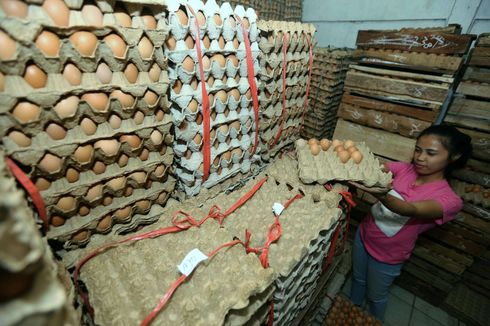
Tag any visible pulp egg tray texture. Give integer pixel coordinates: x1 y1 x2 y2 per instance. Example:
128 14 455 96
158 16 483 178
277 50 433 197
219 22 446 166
166 0 262 196
296 138 392 188
0 0 176 248
0 152 72 326
451 179 490 208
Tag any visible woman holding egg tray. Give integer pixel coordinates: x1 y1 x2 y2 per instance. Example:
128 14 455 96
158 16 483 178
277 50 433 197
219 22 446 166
348 125 472 322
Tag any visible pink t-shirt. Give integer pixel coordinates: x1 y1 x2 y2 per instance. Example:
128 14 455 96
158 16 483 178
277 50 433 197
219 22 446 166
360 161 462 264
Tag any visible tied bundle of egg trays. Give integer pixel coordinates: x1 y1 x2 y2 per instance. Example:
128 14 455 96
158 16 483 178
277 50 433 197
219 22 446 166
296 138 392 188
0 0 175 247
166 0 261 196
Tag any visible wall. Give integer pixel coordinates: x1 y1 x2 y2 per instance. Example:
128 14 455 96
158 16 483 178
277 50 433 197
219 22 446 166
302 0 490 48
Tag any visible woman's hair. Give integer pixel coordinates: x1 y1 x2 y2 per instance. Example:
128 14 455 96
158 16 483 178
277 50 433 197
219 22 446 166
417 124 472 177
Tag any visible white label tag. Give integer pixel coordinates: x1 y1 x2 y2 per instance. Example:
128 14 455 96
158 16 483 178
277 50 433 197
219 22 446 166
177 248 208 276
272 203 285 216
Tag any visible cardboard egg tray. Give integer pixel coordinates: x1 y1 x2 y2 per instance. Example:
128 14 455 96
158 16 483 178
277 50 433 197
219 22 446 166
166 1 262 196
257 20 316 161
296 139 392 187
451 179 490 209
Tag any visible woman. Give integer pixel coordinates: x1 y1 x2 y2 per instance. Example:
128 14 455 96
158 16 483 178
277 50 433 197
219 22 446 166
350 125 472 322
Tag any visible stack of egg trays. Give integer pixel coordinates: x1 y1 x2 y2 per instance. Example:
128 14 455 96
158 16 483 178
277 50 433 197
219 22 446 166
0 0 175 249
166 0 261 197
257 20 316 161
302 47 352 140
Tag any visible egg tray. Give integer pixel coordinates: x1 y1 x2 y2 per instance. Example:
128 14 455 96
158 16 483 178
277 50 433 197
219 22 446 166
259 52 311 81
296 139 393 188
224 284 275 326
259 119 302 161
76 221 275 326
257 20 316 55
47 177 176 249
451 179 490 209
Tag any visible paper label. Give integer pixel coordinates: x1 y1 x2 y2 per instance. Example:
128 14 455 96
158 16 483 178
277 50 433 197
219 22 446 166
177 248 208 276
272 203 285 216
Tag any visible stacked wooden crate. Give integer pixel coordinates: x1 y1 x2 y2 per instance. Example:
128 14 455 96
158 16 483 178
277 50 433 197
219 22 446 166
441 33 490 325
301 47 352 140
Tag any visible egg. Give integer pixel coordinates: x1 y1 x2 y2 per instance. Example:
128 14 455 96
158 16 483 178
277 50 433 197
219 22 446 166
176 9 188 25
187 99 198 113
338 150 351 163
210 129 216 141
120 135 141 149
0 72 4 91
216 90 227 103
192 133 202 145
228 88 240 101
202 55 211 70
202 36 210 49
138 36 153 59
35 177 51 191
230 120 241 132
1 0 28 18
130 171 146 184
213 13 223 25
114 12 132 27
73 144 93 164
344 140 355 149
107 176 126 191
207 76 215 88
222 151 232 161
80 118 97 135
79 206 90 216
133 111 145 124
92 161 106 174
116 153 128 165
232 37 239 49
334 145 345 153
63 63 82 86
143 90 158 106
51 215 65 226
320 139 330 151
218 36 226 49
332 139 343 148
308 138 319 146
65 167 79 183
227 16 236 28
148 63 161 82
97 215 112 231
190 78 198 90
24 64 47 89
0 31 16 60
72 230 89 243
45 123 66 140
35 31 60 57
196 11 206 26
347 146 358 154
139 148 149 160
150 130 163 145
124 63 139 83
141 15 157 29
95 62 112 84
182 56 195 73
211 54 225 67
125 186 133 196
351 151 363 164
135 200 150 211
11 102 40 123
57 196 76 212
85 184 102 202
8 130 31 147
110 90 134 108
218 124 229 135
108 114 121 129
185 34 195 49
82 93 109 112
310 143 320 156
95 139 120 156
228 54 239 67
172 80 182 94
104 34 127 58
42 0 70 26
81 4 103 27
114 206 131 221
69 31 98 57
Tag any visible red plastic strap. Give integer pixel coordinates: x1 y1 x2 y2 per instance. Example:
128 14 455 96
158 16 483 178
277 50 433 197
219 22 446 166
5 157 48 233
271 32 290 148
187 5 211 182
322 222 341 272
235 15 260 157
141 239 243 326
300 35 314 130
268 299 274 326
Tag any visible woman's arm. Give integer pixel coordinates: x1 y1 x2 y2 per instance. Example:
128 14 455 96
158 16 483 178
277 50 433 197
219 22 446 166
377 194 443 220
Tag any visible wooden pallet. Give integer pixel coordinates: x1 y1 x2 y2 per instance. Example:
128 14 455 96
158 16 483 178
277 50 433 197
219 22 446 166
445 96 490 133
455 127 490 162
457 81 490 100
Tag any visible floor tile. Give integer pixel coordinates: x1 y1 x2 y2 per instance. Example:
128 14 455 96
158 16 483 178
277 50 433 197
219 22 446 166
410 309 443 326
414 297 458 325
385 293 412 326
390 285 415 305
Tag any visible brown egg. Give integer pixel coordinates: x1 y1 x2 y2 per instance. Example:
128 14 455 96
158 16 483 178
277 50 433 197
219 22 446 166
201 55 211 70
97 215 112 231
80 117 97 135
95 139 120 156
184 34 195 49
120 135 141 149
100 196 111 206
135 200 150 211
216 36 225 49
310 143 321 156
35 177 51 191
228 89 240 101
124 186 133 196
57 196 76 212
81 4 103 27
218 124 229 135
308 138 319 146
79 206 90 216
72 230 89 243
107 176 126 191
114 12 132 27
73 144 93 164
150 130 163 145
149 63 161 82
53 97 78 120
190 77 198 90
230 120 241 132
176 9 188 25
227 16 236 28
344 140 355 149
95 62 112 84
154 164 166 177
82 93 109 112
45 123 66 140
211 54 225 67
8 130 31 147
11 102 40 123
24 64 47 89
65 167 79 183
0 30 16 60
320 139 330 151
114 206 131 221
232 37 239 49
139 148 149 160
338 150 351 163
104 33 127 58
63 63 82 86
138 36 153 59
69 31 98 57
143 90 158 106
182 56 195 73
332 139 343 148
108 114 122 129
42 0 69 26
85 184 102 202
142 15 157 29
202 35 210 49
124 63 138 83
133 111 145 124
1 0 28 18
334 145 345 153
172 79 182 94
0 72 4 91
215 90 227 103
51 215 65 226
131 171 146 184
347 146 358 154
117 154 129 167
213 13 223 25
92 161 106 174
35 31 60 57
38 153 61 174
228 54 239 67
110 90 134 108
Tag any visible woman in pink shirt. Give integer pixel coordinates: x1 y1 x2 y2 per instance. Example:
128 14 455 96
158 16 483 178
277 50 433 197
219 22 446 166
350 125 472 322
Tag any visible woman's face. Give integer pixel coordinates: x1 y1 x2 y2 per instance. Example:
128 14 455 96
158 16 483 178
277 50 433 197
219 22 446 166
413 135 450 176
